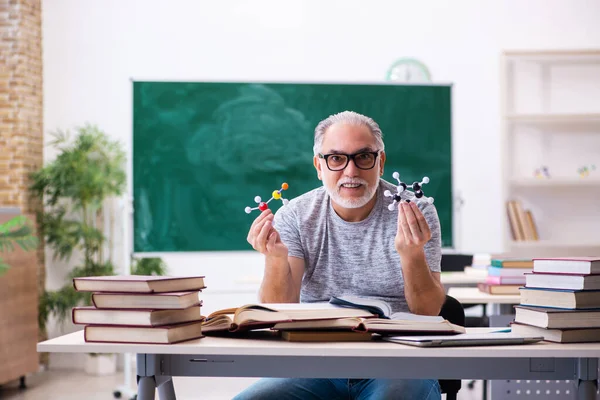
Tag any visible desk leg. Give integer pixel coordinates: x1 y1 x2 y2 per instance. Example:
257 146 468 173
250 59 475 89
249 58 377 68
136 354 176 400
156 376 176 400
137 376 156 400
576 358 599 400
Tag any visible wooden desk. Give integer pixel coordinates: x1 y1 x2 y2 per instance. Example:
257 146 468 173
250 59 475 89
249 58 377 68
38 329 600 400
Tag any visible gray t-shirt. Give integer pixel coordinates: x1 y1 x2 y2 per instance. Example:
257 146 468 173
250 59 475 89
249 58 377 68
272 179 442 313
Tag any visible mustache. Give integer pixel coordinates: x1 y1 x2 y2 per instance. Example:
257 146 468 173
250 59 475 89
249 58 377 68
337 178 369 187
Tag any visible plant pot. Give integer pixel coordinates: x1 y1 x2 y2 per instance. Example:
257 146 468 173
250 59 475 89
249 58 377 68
84 353 117 376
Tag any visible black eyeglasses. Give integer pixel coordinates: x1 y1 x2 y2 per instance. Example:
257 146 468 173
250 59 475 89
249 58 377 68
318 151 380 171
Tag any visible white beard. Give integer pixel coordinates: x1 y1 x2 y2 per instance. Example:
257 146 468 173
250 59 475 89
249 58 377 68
324 177 378 209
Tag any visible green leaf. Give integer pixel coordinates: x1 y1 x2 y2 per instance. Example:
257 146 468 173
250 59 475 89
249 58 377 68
0 215 29 233
44 284 86 324
0 259 9 276
0 216 38 275
131 257 168 276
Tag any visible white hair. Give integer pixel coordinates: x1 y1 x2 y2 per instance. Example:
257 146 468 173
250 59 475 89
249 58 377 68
313 111 385 156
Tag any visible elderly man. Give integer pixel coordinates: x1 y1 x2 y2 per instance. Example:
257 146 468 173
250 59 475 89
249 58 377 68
235 111 445 400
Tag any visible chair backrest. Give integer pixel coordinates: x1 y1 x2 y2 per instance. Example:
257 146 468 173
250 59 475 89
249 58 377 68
437 295 466 398
439 294 466 327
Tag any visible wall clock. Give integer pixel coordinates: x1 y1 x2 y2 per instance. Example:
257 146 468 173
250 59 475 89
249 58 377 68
386 58 432 83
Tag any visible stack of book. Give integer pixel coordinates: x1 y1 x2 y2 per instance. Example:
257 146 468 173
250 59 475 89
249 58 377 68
477 258 533 295
511 257 600 343
72 275 206 344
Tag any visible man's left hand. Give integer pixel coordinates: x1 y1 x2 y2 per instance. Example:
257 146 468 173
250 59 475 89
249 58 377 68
395 201 431 258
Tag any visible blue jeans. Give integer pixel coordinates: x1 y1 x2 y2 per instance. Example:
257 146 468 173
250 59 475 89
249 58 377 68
232 378 441 400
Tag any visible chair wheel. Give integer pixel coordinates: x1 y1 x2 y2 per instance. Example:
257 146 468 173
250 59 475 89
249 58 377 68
113 390 122 398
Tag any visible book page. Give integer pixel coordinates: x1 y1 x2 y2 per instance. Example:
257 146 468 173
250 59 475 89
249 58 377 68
389 311 444 322
329 295 392 318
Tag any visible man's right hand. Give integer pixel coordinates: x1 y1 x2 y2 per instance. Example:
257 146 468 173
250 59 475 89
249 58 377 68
247 209 289 259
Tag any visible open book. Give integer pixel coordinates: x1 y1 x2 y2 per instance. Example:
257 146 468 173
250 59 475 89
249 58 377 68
329 295 445 322
287 295 464 335
201 303 377 333
273 316 465 335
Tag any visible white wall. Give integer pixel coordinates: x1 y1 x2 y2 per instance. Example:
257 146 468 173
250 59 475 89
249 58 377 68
41 0 600 355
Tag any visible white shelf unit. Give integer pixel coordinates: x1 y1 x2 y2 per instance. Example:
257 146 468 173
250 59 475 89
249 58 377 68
501 50 600 257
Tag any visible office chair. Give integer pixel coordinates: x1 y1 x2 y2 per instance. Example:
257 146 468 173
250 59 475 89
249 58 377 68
437 295 466 400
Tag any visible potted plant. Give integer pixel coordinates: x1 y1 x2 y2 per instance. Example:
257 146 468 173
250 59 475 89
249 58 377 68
0 215 38 276
29 124 126 374
30 124 170 374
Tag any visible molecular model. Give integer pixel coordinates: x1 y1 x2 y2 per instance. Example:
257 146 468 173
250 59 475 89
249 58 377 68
245 183 290 214
384 172 434 211
534 166 551 179
577 164 596 178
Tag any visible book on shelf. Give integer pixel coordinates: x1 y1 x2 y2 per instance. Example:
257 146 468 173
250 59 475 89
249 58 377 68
91 291 202 309
280 330 373 342
72 305 203 326
73 275 206 293
477 282 521 295
506 200 539 242
273 315 465 335
533 257 600 275
490 258 533 269
525 211 539 240
84 320 204 344
518 287 600 309
506 200 525 241
201 303 377 333
513 305 600 329
524 272 600 291
510 322 600 343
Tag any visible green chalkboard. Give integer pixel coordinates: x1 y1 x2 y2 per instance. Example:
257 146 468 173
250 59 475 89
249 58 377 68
133 81 453 252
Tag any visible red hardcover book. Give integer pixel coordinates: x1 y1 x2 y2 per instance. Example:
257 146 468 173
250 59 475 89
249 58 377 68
73 275 206 293
84 320 204 344
91 291 202 310
72 305 203 326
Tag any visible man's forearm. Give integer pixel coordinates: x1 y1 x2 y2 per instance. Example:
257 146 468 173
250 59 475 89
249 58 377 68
401 251 446 315
258 256 299 303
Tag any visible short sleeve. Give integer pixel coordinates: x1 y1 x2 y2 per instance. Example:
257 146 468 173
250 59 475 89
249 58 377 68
419 201 442 273
272 204 305 260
